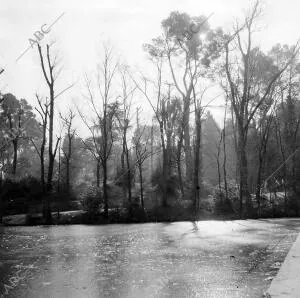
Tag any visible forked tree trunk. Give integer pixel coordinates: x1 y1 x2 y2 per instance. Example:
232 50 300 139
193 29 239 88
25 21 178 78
38 44 55 225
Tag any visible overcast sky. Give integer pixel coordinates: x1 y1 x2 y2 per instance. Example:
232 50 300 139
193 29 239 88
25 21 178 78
1 0 300 132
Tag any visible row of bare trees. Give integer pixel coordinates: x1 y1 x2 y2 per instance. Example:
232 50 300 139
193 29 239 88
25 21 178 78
223 2 300 217
2 0 300 222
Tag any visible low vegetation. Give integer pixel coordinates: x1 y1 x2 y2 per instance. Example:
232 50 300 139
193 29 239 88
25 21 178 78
1 1 300 225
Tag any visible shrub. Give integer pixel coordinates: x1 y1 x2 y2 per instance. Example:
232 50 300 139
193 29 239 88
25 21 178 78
201 181 214 197
0 176 43 215
213 180 239 215
80 186 103 216
114 165 135 188
151 166 179 198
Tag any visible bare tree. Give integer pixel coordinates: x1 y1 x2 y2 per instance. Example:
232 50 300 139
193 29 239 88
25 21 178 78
60 109 76 193
144 12 224 185
192 86 219 209
222 96 229 202
133 109 155 209
132 58 170 206
37 44 61 191
224 1 299 216
31 94 49 192
37 43 62 223
216 130 223 197
10 109 22 176
192 87 202 209
78 44 119 218
116 66 136 205
255 111 274 216
175 120 185 198
150 119 154 183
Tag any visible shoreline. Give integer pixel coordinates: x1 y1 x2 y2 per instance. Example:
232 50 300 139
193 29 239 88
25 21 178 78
1 210 235 226
1 209 292 227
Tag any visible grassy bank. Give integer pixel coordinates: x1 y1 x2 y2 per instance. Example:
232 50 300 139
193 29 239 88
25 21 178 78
2 207 238 226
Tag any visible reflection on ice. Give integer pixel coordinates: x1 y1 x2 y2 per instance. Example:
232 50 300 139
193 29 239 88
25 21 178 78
0 220 298 297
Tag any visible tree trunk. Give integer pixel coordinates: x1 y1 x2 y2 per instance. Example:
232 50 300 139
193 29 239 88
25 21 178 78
96 160 101 188
0 177 3 223
37 44 58 225
223 129 229 202
166 132 172 175
159 121 168 207
47 89 54 192
40 144 45 192
0 170 2 223
45 88 54 224
162 149 168 207
40 106 47 193
193 109 201 209
103 160 108 218
65 158 70 192
223 100 229 202
231 108 239 182
0 202 2 223
125 147 132 204
47 155 55 192
255 119 272 218
58 145 61 194
276 122 288 215
66 134 72 192
138 163 144 208
238 130 250 218
177 128 184 198
120 151 126 205
102 103 109 218
217 134 222 199
183 97 193 181
150 123 154 183
12 139 18 176
255 157 263 217
292 124 299 215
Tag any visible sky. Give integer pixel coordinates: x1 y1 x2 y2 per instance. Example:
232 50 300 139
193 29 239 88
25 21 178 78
1 0 300 134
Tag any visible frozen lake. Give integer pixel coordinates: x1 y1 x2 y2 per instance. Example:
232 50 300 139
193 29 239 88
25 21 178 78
1 219 299 297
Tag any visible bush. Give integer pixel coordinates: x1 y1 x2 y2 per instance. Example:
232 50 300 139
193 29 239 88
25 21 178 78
80 186 103 216
201 181 215 197
151 166 179 198
114 165 135 188
213 180 239 215
0 177 43 215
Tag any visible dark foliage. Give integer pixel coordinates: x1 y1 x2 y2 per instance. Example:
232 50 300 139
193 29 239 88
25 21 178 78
0 177 43 214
